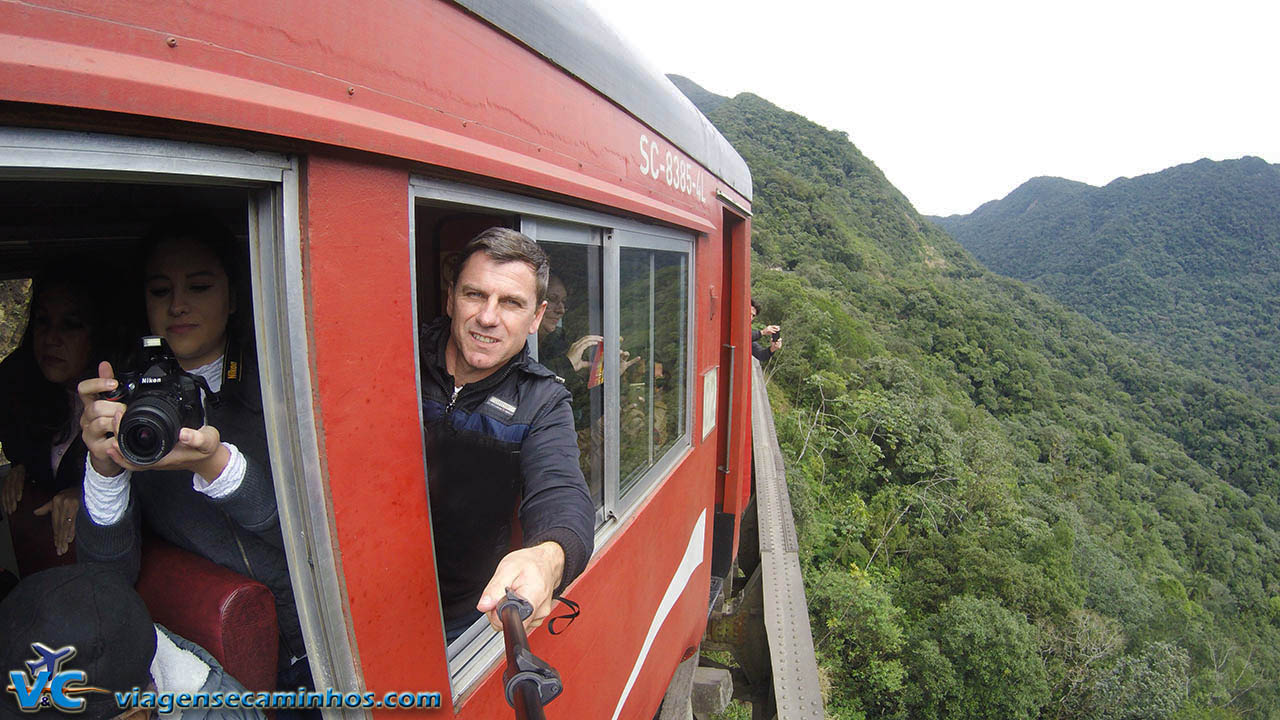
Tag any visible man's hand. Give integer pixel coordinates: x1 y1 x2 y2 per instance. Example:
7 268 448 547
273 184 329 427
34 488 79 555
763 324 780 336
619 350 644 376
2 464 24 516
770 337 783 352
476 541 565 633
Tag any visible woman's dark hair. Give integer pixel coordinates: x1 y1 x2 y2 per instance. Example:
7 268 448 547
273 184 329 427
139 213 250 345
140 213 242 287
4 261 116 442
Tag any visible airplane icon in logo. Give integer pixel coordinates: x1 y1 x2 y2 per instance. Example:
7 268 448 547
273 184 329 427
24 643 77 678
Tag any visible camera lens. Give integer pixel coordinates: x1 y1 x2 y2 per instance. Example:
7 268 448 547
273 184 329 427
118 395 183 466
132 426 158 452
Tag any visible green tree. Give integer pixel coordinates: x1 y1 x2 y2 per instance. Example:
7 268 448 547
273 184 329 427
1090 642 1189 720
810 569 906 718
901 596 1049 720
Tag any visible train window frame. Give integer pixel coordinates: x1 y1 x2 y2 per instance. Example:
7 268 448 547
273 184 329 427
610 229 693 516
409 176 697 697
0 128 360 698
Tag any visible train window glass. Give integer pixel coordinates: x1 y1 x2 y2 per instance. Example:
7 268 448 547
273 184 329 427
0 131 353 694
0 281 32 352
537 241 606 513
618 248 688 496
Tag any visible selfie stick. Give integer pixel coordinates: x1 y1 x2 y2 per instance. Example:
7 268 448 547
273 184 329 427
498 589 563 720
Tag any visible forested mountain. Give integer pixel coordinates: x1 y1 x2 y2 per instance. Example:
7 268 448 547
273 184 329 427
932 160 1280 404
674 76 1280 719
668 74 727 114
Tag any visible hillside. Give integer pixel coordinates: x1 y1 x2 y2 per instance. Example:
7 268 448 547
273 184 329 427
667 74 728 114
676 77 1280 719
933 159 1280 403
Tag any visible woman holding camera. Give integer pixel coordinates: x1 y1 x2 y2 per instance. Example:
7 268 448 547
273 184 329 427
75 221 306 689
1 266 110 570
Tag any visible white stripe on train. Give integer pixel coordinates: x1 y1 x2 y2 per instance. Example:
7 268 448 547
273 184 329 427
610 510 706 720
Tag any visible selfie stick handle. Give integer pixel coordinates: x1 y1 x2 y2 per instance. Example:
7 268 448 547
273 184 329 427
498 589 562 719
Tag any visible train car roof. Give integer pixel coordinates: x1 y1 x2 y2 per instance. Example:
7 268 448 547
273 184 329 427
455 0 753 203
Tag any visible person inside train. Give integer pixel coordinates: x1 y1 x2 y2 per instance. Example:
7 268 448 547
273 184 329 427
534 273 580 382
1 263 119 576
74 217 308 691
539 272 643 386
533 271 632 506
418 228 594 642
0 563 263 720
535 273 594 470
750 298 783 365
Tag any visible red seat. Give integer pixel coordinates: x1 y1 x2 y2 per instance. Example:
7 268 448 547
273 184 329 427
135 540 279 694
5 485 77 576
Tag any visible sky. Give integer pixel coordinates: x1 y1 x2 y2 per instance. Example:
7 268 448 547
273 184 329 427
581 0 1280 217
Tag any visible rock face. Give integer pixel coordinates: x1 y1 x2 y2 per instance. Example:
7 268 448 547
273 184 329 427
0 278 30 358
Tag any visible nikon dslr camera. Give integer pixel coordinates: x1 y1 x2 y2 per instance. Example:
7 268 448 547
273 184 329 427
102 336 213 466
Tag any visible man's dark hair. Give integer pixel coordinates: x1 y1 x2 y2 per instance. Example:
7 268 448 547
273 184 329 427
449 228 550 304
750 298 761 313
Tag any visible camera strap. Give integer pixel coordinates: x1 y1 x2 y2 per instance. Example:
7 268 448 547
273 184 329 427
547 595 580 635
209 336 248 408
221 336 243 388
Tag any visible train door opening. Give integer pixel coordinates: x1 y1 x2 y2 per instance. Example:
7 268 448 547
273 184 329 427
715 213 736 489
709 208 748 590
715 209 747 498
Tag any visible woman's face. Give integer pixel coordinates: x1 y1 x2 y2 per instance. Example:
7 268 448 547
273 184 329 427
145 237 234 370
32 284 93 386
541 276 568 336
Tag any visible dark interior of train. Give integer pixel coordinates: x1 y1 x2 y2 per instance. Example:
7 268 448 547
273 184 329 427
0 177 307 693
0 178 252 584
413 204 516 323
0 180 249 281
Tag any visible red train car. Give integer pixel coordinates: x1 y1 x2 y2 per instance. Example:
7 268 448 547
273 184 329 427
1 1 754 716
